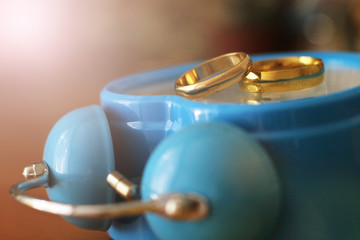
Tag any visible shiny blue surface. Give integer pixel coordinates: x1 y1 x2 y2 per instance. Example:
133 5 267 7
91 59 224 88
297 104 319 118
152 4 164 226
142 122 280 240
44 105 115 231
108 216 157 240
102 52 360 240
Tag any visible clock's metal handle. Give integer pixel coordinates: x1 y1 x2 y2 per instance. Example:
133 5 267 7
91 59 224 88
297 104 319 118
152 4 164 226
10 162 208 221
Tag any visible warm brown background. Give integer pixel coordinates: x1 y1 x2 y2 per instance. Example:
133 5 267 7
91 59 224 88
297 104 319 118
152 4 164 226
0 0 358 239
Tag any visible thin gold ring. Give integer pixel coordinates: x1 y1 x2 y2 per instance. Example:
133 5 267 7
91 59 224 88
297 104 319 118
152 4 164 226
175 52 252 99
240 56 324 93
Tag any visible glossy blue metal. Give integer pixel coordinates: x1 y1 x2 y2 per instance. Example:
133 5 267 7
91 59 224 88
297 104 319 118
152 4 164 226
101 52 360 240
43 105 115 231
142 122 281 240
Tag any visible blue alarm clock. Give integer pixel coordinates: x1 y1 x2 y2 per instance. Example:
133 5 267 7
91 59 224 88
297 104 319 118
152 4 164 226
10 52 360 240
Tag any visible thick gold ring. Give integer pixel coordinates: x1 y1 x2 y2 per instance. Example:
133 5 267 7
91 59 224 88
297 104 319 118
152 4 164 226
240 56 324 93
175 52 252 99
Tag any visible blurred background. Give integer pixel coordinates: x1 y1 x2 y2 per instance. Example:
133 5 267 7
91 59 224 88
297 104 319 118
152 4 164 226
1 0 359 239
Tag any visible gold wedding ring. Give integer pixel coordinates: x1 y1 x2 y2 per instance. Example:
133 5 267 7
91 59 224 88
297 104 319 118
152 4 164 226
175 52 252 99
175 53 324 99
240 56 324 93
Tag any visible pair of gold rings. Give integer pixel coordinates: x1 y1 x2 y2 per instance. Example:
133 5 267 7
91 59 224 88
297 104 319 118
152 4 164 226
175 52 324 99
